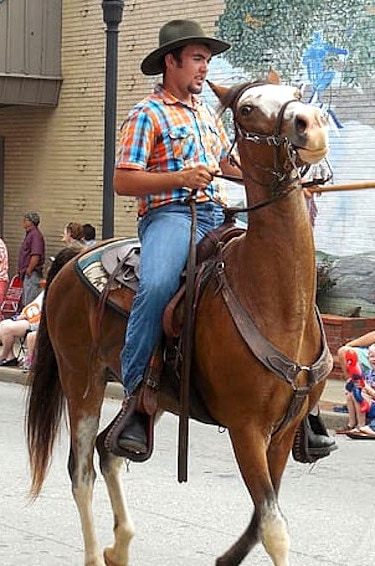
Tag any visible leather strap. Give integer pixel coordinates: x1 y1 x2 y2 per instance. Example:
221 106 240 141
217 266 333 387
178 193 198 483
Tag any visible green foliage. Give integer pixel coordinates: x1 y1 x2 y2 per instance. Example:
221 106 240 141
316 260 337 298
218 0 375 86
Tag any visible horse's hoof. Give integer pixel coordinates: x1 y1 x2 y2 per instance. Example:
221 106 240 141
103 548 124 566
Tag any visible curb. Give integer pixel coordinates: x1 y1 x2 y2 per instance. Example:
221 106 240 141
0 368 347 431
0 367 124 397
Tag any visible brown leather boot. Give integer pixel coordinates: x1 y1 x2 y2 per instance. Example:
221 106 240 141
118 408 147 454
105 385 157 462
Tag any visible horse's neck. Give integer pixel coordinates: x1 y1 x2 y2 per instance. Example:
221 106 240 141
230 186 316 325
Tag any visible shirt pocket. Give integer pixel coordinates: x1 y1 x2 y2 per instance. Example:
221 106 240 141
206 123 223 160
167 126 196 164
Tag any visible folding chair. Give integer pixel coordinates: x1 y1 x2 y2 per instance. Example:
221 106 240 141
0 275 23 321
16 328 31 365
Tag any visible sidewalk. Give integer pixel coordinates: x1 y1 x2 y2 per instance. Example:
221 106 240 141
0 366 348 430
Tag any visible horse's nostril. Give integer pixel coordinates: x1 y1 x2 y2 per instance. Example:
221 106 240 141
295 116 307 133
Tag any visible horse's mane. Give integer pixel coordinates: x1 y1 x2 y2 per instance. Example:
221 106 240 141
47 247 80 284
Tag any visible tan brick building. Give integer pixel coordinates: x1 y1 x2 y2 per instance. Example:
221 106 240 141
0 0 226 275
1 0 375 275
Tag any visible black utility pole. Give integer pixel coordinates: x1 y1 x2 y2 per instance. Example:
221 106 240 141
101 0 124 239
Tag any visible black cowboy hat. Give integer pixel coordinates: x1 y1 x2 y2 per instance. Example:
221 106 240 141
141 19 230 76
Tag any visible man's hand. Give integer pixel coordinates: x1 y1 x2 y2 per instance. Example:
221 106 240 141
302 186 322 199
181 165 218 190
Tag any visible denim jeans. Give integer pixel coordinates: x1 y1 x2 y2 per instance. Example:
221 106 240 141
121 201 225 396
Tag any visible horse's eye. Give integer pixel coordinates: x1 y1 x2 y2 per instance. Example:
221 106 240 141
240 105 252 117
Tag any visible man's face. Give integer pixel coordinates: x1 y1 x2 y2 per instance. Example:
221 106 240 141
169 44 212 95
23 218 34 231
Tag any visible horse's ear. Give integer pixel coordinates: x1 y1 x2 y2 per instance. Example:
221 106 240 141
267 68 281 85
206 80 229 103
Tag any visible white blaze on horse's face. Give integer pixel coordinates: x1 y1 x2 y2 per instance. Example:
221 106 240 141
237 84 329 164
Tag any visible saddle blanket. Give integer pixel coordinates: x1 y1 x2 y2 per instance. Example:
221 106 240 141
75 237 140 296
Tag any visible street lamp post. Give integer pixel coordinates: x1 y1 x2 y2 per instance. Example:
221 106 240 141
101 0 124 239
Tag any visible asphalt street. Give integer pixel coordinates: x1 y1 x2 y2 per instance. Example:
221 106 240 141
1 382 374 566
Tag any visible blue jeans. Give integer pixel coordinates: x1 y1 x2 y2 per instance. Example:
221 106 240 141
121 201 225 396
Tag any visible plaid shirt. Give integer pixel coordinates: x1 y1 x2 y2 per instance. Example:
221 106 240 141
116 85 231 216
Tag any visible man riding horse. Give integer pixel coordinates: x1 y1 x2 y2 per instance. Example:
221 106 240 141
109 19 336 459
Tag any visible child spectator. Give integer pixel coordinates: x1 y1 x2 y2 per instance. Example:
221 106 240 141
337 330 375 380
337 344 375 437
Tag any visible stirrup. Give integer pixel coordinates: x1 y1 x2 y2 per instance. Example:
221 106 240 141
292 414 337 464
104 393 155 462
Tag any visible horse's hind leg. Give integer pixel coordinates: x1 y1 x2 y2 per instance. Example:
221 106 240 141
217 425 290 566
96 433 134 566
68 407 105 566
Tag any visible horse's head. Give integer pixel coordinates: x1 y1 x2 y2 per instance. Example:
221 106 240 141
209 70 329 168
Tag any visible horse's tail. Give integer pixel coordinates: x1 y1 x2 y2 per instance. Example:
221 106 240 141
26 247 80 499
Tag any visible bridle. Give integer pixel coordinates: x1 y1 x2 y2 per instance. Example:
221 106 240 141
215 81 305 214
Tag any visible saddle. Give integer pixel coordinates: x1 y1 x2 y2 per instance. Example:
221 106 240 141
97 221 245 336
101 238 140 293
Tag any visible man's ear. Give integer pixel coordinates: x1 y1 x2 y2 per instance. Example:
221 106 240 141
164 52 178 70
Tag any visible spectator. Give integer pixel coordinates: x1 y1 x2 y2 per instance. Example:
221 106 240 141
337 330 375 380
18 212 45 306
82 223 97 246
0 229 9 307
21 329 37 372
0 289 43 366
62 222 85 249
337 344 375 437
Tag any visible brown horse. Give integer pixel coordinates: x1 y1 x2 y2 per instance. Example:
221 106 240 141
27 72 331 566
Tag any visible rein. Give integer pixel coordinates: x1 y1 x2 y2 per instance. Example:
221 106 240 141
178 190 198 483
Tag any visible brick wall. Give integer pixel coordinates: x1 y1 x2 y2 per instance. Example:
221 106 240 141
1 0 374 273
0 0 225 275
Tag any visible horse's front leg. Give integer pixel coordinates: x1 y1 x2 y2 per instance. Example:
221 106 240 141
69 407 105 566
217 423 290 566
95 434 134 566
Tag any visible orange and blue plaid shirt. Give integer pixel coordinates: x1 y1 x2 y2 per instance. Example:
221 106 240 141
116 85 231 217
